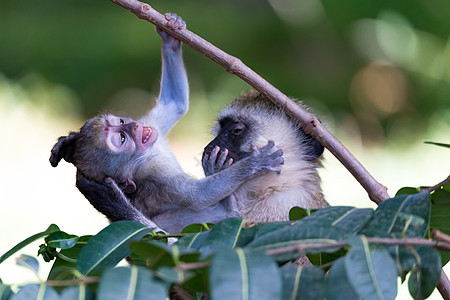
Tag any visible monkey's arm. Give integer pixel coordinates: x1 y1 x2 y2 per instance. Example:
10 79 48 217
139 13 188 136
172 141 283 211
75 171 163 231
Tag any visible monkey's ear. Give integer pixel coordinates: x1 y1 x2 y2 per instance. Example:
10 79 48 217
49 132 78 167
302 133 324 161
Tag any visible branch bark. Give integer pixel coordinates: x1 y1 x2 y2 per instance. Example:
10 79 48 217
108 0 448 297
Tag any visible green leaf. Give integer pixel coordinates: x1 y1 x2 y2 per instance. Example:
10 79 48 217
408 246 442 300
77 221 151 276
289 207 317 221
209 248 281 300
280 264 325 300
325 257 360 300
47 236 90 278
395 187 420 196
16 254 39 274
60 286 95 300
0 224 60 264
11 284 59 300
307 249 346 269
345 236 397 300
388 246 416 282
180 268 209 296
199 218 248 258
45 231 79 249
0 281 14 300
156 266 195 284
176 231 210 249
362 191 430 238
253 222 292 240
97 266 168 300
424 141 450 148
181 223 215 234
430 189 450 265
248 207 372 261
130 240 200 273
47 236 91 292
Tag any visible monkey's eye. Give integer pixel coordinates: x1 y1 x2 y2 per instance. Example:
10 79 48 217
120 119 125 125
231 123 245 136
120 133 126 145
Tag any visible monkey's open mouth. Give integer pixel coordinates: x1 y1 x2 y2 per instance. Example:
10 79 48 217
142 127 157 145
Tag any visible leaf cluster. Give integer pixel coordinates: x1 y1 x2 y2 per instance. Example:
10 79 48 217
1 187 449 300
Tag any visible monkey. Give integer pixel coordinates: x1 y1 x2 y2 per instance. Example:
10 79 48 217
202 90 329 223
50 13 284 234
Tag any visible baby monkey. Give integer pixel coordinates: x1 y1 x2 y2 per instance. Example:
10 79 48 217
50 14 283 233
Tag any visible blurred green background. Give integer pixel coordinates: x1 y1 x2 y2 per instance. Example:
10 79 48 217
1 0 449 145
0 1 449 295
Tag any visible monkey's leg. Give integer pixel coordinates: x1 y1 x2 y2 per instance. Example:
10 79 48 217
139 13 189 136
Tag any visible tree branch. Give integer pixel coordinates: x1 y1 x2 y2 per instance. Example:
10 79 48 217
109 0 389 204
424 175 450 193
45 276 100 287
108 0 447 297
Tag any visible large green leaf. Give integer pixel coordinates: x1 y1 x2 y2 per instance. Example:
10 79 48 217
325 257 360 300
248 207 372 261
176 231 210 249
280 264 325 300
97 266 168 300
430 188 450 265
60 286 95 300
198 218 249 258
77 221 151 276
0 224 60 264
362 191 430 238
253 222 292 240
345 236 397 300
10 284 59 300
209 248 281 300
407 246 442 300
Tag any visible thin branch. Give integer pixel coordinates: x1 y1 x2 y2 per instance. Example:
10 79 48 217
107 0 447 297
109 0 389 204
424 175 450 193
265 237 450 256
167 236 450 272
45 277 100 287
432 230 450 245
438 271 450 300
175 261 210 271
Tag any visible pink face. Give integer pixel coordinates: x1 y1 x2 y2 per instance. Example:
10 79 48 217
104 115 158 154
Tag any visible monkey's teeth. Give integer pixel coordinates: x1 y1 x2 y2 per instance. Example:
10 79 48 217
142 127 151 143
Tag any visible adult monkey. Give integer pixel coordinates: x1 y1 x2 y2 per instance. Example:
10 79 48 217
202 91 329 223
50 14 284 233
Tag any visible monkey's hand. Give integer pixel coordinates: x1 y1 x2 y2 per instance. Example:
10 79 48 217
156 13 186 51
244 140 284 176
75 171 164 232
202 146 233 177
